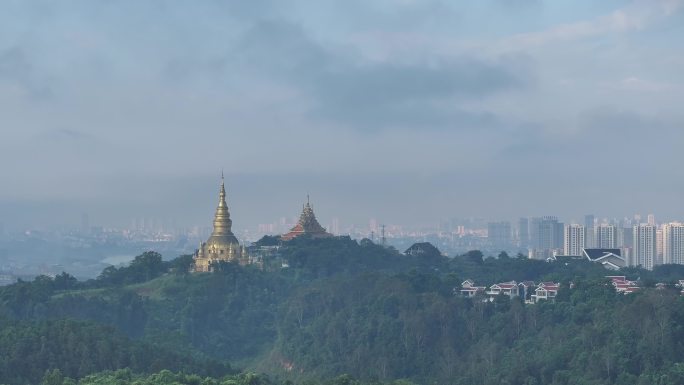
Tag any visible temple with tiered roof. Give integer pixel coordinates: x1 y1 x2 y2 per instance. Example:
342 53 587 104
193 174 247 271
281 196 333 241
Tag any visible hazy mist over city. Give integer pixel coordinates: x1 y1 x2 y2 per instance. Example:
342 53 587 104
4 3 684 384
1 0 683 232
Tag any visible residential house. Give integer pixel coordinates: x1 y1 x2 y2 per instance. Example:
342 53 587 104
676 280 684 296
531 282 560 303
486 281 519 300
607 276 640 294
459 279 486 298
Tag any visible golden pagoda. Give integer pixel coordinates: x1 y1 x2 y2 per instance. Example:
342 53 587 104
281 196 333 241
193 174 246 271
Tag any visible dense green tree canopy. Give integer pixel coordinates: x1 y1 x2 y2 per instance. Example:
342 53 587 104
2 242 684 385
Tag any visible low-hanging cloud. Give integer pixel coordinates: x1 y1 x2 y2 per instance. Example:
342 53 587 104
231 20 533 130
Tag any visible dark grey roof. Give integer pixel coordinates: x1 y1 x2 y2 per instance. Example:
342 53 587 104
583 248 622 260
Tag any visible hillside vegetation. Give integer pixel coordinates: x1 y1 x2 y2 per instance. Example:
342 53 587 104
3 237 684 385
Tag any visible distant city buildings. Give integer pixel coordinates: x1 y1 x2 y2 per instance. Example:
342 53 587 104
517 218 529 249
4 177 684 277
487 221 511 249
504 214 684 270
564 224 585 256
595 224 618 249
657 227 665 265
528 216 564 259
0 274 16 286
663 223 684 265
584 214 595 249
634 224 657 270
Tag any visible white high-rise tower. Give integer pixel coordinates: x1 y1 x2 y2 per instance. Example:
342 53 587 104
663 223 684 265
634 224 657 270
564 224 585 256
595 224 618 249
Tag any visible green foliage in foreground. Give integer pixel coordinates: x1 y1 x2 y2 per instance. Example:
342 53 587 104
0 318 231 385
273 273 684 385
4 238 684 385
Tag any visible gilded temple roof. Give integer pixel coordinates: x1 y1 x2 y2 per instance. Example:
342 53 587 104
282 196 332 241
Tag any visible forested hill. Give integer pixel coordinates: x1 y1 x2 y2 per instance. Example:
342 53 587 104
3 236 684 385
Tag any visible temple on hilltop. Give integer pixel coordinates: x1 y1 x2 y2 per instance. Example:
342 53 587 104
193 174 248 272
281 196 333 241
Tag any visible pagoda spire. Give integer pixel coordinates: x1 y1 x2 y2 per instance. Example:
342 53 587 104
212 172 233 237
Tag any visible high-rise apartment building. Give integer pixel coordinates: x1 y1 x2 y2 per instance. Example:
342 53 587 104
595 224 618 249
564 224 585 256
656 227 664 266
663 223 684 265
518 218 529 248
488 221 512 248
619 227 633 248
541 216 564 250
584 215 595 248
529 216 564 259
529 217 541 250
634 224 657 270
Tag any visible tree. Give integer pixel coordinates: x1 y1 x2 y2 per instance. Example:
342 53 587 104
128 251 165 282
168 254 195 275
53 273 78 291
40 369 65 385
255 235 281 247
465 250 484 265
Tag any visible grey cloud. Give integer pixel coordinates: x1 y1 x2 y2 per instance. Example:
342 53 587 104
578 107 666 133
493 0 542 10
232 20 533 130
0 47 52 99
0 47 30 81
314 98 501 131
327 0 459 31
316 58 526 104
235 21 330 77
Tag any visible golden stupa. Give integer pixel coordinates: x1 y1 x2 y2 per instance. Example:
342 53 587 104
193 174 246 271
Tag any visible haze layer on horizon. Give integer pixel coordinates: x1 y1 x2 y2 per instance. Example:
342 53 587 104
1 0 683 230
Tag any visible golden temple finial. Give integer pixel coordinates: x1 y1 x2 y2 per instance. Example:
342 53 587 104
218 172 227 208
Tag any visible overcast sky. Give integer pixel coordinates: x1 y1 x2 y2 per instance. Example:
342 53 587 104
1 0 683 231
